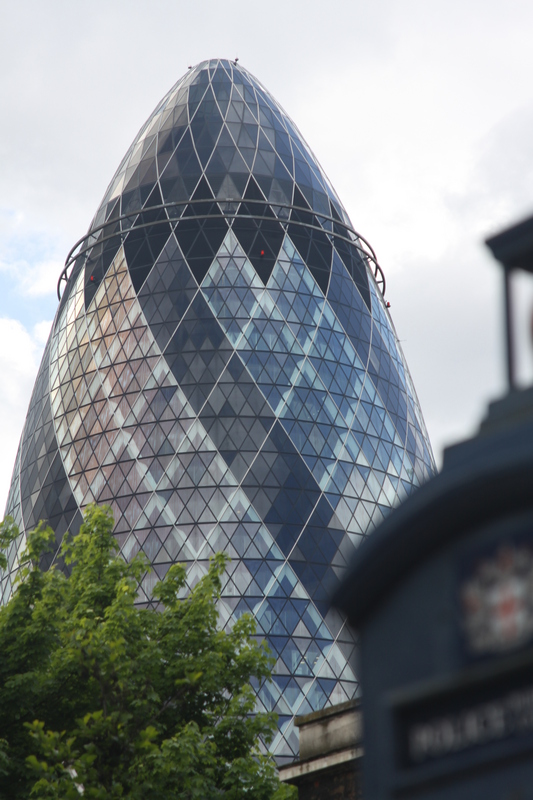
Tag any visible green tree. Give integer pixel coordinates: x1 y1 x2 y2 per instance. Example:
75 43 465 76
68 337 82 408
0 505 295 799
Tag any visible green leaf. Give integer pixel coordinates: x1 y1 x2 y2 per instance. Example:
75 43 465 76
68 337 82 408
0 505 287 799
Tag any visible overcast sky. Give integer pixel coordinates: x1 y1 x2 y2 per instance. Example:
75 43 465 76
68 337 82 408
2 0 533 513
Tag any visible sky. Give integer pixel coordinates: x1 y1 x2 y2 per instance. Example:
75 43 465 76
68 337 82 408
2 0 533 513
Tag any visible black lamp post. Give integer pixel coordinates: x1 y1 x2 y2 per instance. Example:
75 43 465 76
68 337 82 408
486 214 533 390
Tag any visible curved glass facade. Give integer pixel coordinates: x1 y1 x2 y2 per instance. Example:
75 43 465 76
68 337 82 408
3 59 435 762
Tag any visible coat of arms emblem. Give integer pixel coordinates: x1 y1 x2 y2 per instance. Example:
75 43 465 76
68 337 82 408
460 541 533 656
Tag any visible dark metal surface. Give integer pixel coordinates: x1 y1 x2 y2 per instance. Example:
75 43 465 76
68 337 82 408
485 213 533 390
486 213 533 273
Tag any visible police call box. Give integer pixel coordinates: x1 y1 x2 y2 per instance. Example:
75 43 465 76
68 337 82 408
335 387 533 800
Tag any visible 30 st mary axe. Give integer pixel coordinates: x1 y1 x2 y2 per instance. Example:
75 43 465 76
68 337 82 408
3 60 435 761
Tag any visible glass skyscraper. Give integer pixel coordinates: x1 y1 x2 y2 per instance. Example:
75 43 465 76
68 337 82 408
2 59 434 762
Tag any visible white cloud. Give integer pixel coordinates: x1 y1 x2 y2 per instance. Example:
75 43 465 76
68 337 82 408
0 256 61 299
17 260 61 297
0 218 62 300
33 319 53 346
0 318 48 514
0 211 63 299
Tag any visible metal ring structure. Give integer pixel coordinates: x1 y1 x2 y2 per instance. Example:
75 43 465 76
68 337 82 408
57 200 386 301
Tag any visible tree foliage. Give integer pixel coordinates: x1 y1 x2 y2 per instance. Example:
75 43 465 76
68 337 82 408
0 505 295 799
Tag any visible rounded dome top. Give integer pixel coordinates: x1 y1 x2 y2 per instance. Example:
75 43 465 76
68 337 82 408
96 58 350 228
59 59 381 304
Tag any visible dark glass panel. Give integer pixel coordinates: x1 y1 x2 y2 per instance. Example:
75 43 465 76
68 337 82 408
327 251 371 365
190 87 223 168
286 188 332 293
138 236 197 351
333 237 370 309
231 179 284 282
231 217 284 284
159 176 190 205
164 293 232 413
174 215 228 285
121 187 142 216
210 65 232 115
124 204 172 293
187 81 208 119
169 128 202 181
